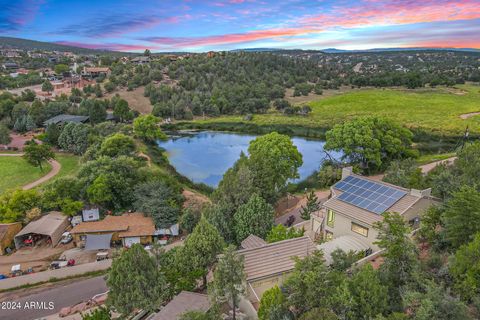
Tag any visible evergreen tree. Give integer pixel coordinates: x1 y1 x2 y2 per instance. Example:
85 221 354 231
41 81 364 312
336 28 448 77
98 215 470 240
209 245 246 320
233 193 275 243
300 190 320 220
181 216 225 287
107 244 167 315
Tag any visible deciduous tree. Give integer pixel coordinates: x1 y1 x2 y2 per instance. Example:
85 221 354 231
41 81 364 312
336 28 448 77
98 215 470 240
23 141 55 171
248 132 303 203
133 115 166 142
325 117 413 172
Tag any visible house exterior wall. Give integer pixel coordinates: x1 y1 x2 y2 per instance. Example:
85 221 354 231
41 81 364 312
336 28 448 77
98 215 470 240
324 210 379 251
403 198 440 223
247 272 292 302
0 223 22 254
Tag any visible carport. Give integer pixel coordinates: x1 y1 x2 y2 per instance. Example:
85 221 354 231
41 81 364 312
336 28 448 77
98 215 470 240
14 212 69 249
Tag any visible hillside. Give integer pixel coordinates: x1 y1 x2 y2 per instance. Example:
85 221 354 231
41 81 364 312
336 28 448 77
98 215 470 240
0 37 125 55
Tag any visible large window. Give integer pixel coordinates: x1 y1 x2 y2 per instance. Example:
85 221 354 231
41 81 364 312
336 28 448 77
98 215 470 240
327 209 335 227
351 223 369 237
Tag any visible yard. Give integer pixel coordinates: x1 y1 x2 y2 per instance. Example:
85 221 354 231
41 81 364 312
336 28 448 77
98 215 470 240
0 153 80 194
190 84 480 136
0 156 52 194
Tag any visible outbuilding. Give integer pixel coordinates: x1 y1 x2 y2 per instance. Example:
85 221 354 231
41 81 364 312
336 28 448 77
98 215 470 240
0 222 22 254
14 212 69 249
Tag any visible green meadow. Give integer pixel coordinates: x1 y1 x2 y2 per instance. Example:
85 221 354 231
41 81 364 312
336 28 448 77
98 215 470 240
190 84 480 137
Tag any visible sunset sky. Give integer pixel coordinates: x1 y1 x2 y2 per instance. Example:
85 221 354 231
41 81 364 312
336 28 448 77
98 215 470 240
1 0 479 52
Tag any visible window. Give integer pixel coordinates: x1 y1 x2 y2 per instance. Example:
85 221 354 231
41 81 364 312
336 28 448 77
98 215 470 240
325 231 333 241
351 223 369 237
327 209 335 227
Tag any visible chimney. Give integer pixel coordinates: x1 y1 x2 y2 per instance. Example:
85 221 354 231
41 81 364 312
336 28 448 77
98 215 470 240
341 166 353 180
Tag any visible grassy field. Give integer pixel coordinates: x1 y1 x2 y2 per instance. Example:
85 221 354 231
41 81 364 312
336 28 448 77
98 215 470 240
189 84 480 137
48 154 81 182
0 156 52 193
0 154 81 193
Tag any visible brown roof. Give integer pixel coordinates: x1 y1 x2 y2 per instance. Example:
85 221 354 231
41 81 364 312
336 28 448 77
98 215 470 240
0 223 20 241
241 234 267 249
237 236 315 281
70 213 155 237
151 291 210 320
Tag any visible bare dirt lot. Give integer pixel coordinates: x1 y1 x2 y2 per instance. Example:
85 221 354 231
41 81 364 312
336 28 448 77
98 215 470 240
104 87 153 114
0 243 73 275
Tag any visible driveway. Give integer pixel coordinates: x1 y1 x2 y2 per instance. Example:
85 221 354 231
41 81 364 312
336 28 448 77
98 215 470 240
0 276 107 320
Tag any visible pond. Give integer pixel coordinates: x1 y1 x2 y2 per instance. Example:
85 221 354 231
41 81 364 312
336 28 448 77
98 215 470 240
158 131 342 187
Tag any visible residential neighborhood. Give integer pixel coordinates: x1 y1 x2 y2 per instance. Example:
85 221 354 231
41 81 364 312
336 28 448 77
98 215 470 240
1 1 480 319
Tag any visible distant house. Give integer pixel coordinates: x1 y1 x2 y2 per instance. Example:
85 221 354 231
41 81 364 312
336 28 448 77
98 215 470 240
131 56 150 65
2 62 18 70
0 223 22 255
82 67 111 78
14 212 69 249
237 236 315 302
150 291 210 320
70 212 155 248
311 167 440 251
43 114 89 127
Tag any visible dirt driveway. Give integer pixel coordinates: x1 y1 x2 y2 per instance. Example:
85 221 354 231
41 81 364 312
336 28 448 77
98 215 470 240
0 243 73 275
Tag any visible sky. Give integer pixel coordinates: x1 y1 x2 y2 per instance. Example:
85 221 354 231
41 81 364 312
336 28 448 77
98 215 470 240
0 0 479 52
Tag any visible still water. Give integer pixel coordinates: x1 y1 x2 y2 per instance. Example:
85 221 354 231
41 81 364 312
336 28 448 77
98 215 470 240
158 131 342 187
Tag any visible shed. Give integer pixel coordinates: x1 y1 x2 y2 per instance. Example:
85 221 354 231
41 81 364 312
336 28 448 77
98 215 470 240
82 207 100 222
14 212 69 249
154 224 180 237
150 291 210 320
0 222 22 254
317 235 370 265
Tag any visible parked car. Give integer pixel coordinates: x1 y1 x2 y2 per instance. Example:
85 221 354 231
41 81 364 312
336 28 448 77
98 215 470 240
60 232 73 244
0 274 8 280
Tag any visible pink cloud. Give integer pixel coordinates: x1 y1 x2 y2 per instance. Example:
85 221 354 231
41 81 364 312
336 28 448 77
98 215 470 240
55 41 159 52
142 27 317 48
302 0 480 29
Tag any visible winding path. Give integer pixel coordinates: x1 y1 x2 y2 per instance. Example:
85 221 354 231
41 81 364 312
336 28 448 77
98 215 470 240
0 153 61 190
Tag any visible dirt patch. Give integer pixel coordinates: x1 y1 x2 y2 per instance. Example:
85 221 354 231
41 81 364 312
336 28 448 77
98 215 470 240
460 111 480 119
104 86 153 114
182 189 211 211
0 244 72 275
284 86 356 105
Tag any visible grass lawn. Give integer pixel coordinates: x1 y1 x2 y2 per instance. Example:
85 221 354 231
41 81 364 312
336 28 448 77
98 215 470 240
416 152 456 165
190 84 480 136
0 156 52 193
41 153 81 187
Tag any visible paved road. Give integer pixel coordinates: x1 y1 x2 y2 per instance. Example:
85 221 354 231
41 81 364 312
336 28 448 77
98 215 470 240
0 276 107 320
0 153 61 190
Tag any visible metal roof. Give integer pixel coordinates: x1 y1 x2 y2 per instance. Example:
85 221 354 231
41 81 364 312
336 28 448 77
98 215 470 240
43 114 89 126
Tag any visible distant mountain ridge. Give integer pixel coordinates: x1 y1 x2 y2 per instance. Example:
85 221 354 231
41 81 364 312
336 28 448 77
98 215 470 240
0 37 479 54
0 37 120 54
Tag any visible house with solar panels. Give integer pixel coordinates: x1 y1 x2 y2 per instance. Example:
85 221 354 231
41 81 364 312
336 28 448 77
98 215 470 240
311 167 440 251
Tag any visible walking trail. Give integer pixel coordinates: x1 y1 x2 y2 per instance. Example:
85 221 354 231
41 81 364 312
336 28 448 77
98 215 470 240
0 153 61 190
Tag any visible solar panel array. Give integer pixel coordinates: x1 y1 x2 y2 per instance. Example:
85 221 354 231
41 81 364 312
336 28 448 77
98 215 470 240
334 175 407 214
